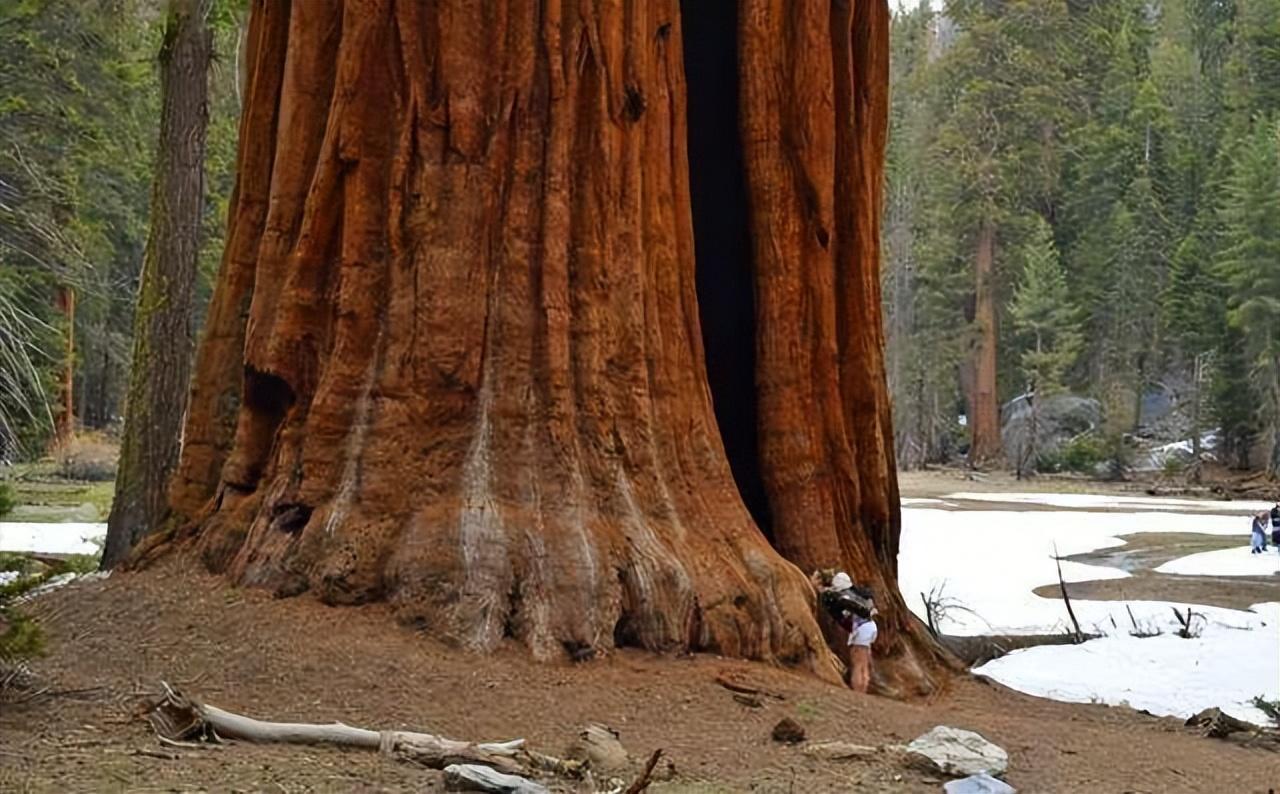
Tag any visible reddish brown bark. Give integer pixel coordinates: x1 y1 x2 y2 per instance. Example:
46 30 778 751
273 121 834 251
160 0 947 689
967 219 1003 467
740 0 949 694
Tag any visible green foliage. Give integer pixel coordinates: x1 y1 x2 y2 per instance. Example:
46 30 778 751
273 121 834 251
1039 434 1108 474
0 562 49 661
0 0 241 453
1010 218 1082 392
0 609 44 660
0 482 14 517
886 0 1280 473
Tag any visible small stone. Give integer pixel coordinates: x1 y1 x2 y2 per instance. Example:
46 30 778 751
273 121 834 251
905 726 1008 778
943 773 1017 794
771 717 806 744
733 693 763 708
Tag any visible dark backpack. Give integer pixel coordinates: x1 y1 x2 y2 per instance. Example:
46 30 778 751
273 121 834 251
821 585 875 631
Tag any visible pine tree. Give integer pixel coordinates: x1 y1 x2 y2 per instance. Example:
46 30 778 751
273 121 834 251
1217 115 1280 472
1008 217 1082 475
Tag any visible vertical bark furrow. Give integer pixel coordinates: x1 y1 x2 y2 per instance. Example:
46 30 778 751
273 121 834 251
740 0 951 694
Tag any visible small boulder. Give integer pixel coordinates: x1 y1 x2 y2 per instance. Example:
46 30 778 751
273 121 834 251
442 764 548 794
943 773 1016 794
802 740 878 760
905 726 1008 778
566 723 629 772
771 717 806 744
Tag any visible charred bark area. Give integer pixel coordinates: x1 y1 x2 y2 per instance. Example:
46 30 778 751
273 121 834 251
680 0 770 542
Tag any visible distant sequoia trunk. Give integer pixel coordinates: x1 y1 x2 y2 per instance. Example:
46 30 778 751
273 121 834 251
154 0 951 693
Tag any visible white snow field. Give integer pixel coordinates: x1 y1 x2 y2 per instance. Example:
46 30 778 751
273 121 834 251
899 494 1279 725
974 604 1278 724
0 522 106 556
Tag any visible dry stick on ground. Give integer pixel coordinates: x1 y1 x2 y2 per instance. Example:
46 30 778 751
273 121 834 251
1053 543 1084 642
622 749 664 794
713 672 785 701
144 682 584 779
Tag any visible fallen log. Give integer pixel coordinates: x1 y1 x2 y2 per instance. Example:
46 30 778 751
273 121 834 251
144 683 584 778
939 632 1101 666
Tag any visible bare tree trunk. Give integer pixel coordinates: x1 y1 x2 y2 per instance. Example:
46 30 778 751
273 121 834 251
967 219 1003 467
53 285 75 446
102 0 211 569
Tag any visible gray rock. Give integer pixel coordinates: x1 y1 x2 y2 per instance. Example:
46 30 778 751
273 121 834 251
943 773 1016 793
566 723 629 772
905 726 1008 778
442 764 548 794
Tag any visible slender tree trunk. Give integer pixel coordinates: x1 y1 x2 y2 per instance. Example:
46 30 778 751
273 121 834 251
102 0 211 569
53 285 75 446
157 0 944 690
967 219 1003 466
1270 355 1280 478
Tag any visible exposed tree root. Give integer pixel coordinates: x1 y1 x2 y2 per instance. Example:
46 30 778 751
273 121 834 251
143 682 586 780
1185 707 1280 749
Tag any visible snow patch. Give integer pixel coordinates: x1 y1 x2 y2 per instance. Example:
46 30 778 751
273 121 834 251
1156 546 1280 577
900 500 1280 724
975 603 1280 725
0 522 106 556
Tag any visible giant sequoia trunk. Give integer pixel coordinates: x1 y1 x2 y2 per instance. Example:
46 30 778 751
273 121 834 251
161 0 949 692
966 220 1003 467
102 0 212 569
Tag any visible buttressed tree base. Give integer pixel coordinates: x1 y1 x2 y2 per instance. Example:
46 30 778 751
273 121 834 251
156 0 951 694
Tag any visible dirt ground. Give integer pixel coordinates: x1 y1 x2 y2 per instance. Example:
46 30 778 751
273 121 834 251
2 557 1278 793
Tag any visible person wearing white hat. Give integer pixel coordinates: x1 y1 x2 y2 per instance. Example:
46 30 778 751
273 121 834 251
816 570 878 693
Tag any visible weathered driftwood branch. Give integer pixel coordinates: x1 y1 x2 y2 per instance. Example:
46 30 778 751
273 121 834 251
623 749 664 794
145 683 584 779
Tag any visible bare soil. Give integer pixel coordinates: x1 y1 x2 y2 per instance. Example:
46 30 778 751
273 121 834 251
2 557 1277 793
